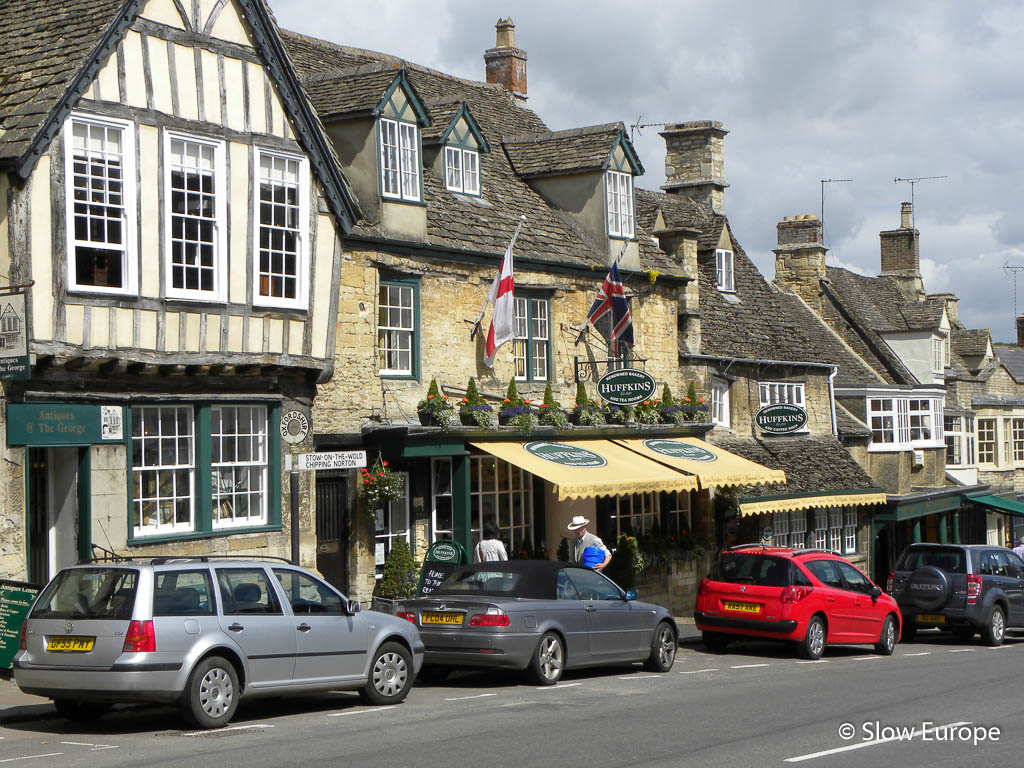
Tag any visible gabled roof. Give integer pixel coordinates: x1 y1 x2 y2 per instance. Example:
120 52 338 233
953 328 991 357
302 65 431 125
894 299 946 332
635 189 707 233
421 100 489 151
502 123 643 179
994 345 1024 384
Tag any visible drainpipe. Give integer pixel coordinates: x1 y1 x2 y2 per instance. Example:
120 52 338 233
828 366 838 438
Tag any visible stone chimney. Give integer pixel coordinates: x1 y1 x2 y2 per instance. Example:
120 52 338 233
880 201 924 300
660 121 729 214
773 215 827 313
484 18 527 100
654 227 701 353
929 292 958 324
1017 315 1024 348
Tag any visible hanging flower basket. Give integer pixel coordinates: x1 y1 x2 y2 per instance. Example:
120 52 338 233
357 459 403 518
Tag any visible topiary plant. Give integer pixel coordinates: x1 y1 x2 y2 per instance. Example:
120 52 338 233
538 383 569 429
557 537 570 562
459 377 494 427
375 538 418 600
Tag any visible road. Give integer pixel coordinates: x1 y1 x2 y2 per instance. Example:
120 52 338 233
1 630 1019 768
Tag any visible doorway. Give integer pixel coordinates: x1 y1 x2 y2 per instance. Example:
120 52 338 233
315 473 349 593
27 447 81 585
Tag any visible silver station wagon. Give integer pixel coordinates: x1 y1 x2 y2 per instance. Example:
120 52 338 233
14 558 424 728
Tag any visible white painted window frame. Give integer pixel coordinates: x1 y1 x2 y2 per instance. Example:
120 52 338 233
606 170 634 238
977 417 997 465
252 148 310 310
132 405 195 537
64 112 138 296
444 146 480 195
711 377 730 427
715 248 734 292
867 395 944 451
377 281 415 376
380 118 421 202
211 405 268 529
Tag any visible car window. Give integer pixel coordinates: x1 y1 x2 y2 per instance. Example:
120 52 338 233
978 551 1000 576
30 568 138 620
566 568 622 601
216 568 283 615
896 547 966 574
834 561 873 594
792 565 813 587
556 570 580 601
990 552 1014 578
710 554 791 587
435 570 521 595
1006 551 1024 576
804 559 843 588
154 570 215 615
273 569 345 615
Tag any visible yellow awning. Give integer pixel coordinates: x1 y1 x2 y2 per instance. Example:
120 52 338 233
612 437 786 490
738 491 889 517
469 439 698 501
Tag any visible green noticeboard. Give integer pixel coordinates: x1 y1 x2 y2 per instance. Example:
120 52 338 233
416 540 467 597
1 579 41 669
6 403 126 446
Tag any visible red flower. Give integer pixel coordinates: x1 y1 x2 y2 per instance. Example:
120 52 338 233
698 397 705 404
381 460 388 467
461 397 468 403
503 398 511 403
573 403 578 408
427 394 434 399
643 400 649 405
378 472 385 477
539 403 547 408
364 479 370 485
443 395 449 400
684 397 692 403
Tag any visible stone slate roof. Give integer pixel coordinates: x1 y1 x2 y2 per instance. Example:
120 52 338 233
898 300 945 331
0 0 125 169
835 402 871 438
953 328 991 357
994 345 1024 384
502 123 639 178
635 189 708 233
301 66 411 119
281 30 680 277
707 435 879 496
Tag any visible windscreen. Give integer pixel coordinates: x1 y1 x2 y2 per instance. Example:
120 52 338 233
433 569 522 595
710 554 792 588
31 568 138 620
896 547 967 574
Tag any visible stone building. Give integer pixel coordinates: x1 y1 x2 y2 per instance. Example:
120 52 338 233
0 0 358 584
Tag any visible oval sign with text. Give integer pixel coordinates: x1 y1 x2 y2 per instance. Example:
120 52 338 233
755 403 808 434
643 439 718 462
428 542 459 563
596 368 658 406
524 441 607 468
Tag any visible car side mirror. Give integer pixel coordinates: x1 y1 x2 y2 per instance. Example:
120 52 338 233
624 588 638 601
347 599 361 615
870 585 882 601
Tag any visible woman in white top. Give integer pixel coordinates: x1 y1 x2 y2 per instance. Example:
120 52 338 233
473 521 508 563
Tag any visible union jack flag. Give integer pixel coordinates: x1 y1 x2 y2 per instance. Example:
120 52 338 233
577 258 633 354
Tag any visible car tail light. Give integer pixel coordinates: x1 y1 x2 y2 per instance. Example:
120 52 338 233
469 610 511 627
886 572 894 593
967 574 982 604
396 611 416 624
19 622 27 651
779 586 813 604
698 578 710 597
123 620 156 653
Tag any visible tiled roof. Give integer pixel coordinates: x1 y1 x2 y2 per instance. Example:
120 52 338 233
953 328 991 357
301 66 409 119
0 0 125 168
635 189 708 233
706 435 879 496
835 402 871 438
994 345 1024 384
421 99 463 143
897 299 945 331
502 123 635 178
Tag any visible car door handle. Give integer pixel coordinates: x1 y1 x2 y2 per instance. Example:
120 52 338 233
825 596 835 602
228 623 244 632
296 623 311 632
585 605 596 612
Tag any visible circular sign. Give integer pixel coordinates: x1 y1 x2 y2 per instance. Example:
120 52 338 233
597 368 658 406
280 410 310 444
524 441 607 468
755 404 807 435
643 439 718 462
429 543 459 563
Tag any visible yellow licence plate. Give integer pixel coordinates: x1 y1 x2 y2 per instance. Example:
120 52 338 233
917 613 946 623
723 601 761 614
46 636 95 652
421 612 463 626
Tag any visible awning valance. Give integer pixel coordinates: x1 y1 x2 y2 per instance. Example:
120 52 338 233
966 494 1024 518
612 437 786 490
469 439 698 501
738 489 889 517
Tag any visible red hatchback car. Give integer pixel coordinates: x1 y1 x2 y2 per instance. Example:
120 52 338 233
694 546 902 659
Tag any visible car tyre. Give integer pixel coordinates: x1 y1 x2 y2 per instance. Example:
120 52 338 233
799 616 826 660
527 632 564 686
643 621 677 672
180 656 239 729
359 641 413 705
981 606 1005 647
900 618 917 642
416 664 451 685
874 615 897 656
53 699 111 723
702 632 730 653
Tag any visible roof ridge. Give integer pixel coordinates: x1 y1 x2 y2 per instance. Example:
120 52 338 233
503 122 625 145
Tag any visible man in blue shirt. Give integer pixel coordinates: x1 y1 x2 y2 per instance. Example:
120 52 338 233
567 516 611 572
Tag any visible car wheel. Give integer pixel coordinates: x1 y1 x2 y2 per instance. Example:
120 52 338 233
702 631 731 653
527 632 564 686
53 699 111 723
799 616 826 660
417 664 451 684
901 618 917 642
874 615 897 656
952 626 975 640
643 621 677 672
180 656 239 729
359 641 413 705
981 606 1005 647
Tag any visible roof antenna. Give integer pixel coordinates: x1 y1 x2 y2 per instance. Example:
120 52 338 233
820 178 851 263
1003 261 1024 320
629 115 667 144
893 175 947 227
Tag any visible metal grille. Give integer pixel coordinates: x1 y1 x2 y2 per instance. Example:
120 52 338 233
316 475 348 542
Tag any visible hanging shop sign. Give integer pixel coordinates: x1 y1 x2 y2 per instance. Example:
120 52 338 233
596 368 658 406
755 403 808 435
643 438 718 462
0 290 30 380
525 441 607 468
6 403 125 446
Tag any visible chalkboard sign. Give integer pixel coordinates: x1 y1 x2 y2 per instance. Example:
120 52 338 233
1 579 41 669
416 539 467 597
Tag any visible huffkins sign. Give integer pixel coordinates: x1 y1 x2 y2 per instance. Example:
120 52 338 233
597 369 658 406
755 404 807 434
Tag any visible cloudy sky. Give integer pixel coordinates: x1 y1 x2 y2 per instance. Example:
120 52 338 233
271 0 1024 342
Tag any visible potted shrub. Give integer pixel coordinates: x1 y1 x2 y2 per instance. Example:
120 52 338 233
658 385 690 426
498 380 537 431
605 403 634 426
634 398 661 425
570 382 606 426
417 378 456 429
372 538 418 613
537 383 569 429
459 377 495 427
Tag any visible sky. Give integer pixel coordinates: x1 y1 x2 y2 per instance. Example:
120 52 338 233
270 0 1024 343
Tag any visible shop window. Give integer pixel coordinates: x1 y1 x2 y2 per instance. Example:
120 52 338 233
211 405 268 528
513 295 550 381
378 277 418 377
611 491 690 540
431 458 454 542
255 149 308 308
374 471 410 578
132 405 195 535
843 511 857 554
828 509 843 552
470 455 533 553
812 509 828 549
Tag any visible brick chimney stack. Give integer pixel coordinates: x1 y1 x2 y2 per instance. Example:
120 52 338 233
484 18 527 100
660 121 729 214
880 201 924 301
773 215 827 313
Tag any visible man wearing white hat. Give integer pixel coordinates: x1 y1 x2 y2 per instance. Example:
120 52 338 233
567 516 611 571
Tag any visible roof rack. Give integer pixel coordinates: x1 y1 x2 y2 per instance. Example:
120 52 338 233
81 555 295 565
726 543 783 551
792 548 841 557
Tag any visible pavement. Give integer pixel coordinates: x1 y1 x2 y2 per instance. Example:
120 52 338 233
0 617 703 726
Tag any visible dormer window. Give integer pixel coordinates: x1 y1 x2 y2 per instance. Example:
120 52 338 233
606 170 634 238
716 249 734 292
932 336 945 374
445 146 480 195
380 118 420 202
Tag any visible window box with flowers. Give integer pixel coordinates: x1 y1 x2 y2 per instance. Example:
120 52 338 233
459 377 495 427
498 379 537 431
570 382 606 427
417 378 456 429
634 399 661 425
537 383 569 429
658 383 710 425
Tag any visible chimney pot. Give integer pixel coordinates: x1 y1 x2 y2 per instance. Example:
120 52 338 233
484 17 527 99
901 202 913 228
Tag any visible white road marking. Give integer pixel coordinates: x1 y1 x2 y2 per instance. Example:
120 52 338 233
182 724 276 735
783 720 971 762
730 663 769 669
949 649 975 653
0 754 64 764
444 693 497 702
795 660 829 664
680 668 718 674
903 652 930 656
617 674 661 680
533 682 581 690
989 645 1015 649
60 742 118 751
851 656 878 660
328 707 388 717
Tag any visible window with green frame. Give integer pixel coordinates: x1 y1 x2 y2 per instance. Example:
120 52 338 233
513 294 550 381
377 79 424 203
130 403 281 540
378 275 419 378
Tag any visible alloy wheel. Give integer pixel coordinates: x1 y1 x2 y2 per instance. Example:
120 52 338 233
656 625 677 667
538 635 563 681
992 610 1005 642
372 651 409 698
808 620 825 657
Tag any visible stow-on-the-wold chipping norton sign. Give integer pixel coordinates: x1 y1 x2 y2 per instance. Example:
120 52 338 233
755 403 808 435
597 369 658 405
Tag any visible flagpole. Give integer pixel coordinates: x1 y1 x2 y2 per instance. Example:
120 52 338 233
471 216 526 340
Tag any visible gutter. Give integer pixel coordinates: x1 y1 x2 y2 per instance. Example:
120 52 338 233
682 353 839 370
828 366 838 438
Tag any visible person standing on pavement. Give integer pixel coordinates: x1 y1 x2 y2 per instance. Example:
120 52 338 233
567 516 611 572
473 521 508 563
1013 536 1024 561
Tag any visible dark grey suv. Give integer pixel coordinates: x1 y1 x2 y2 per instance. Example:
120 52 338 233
888 543 1024 645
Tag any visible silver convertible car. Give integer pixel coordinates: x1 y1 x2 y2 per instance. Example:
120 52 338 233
396 561 677 685
14 558 424 728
